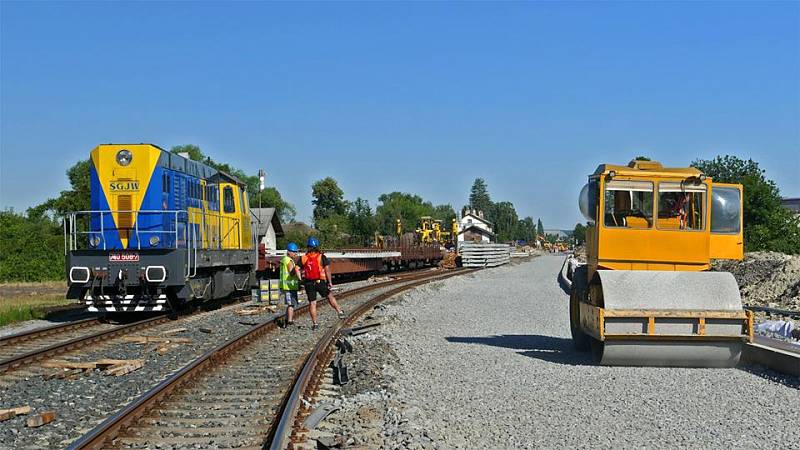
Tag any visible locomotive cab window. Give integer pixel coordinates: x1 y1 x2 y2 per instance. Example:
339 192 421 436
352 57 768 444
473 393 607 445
603 180 653 229
223 186 235 213
658 182 706 231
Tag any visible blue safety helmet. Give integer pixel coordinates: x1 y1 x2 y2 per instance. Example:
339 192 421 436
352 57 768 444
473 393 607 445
287 242 300 252
307 237 320 249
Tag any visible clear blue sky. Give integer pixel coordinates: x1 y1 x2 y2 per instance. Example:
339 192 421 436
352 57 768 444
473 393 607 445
1 1 798 229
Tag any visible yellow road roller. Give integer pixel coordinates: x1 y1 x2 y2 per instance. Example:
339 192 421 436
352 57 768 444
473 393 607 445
571 160 753 367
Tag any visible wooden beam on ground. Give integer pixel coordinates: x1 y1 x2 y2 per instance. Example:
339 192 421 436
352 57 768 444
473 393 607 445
0 406 30 422
121 336 192 344
26 411 56 428
162 327 188 336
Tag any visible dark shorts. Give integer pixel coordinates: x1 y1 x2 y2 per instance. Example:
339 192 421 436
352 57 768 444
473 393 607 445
281 290 299 308
303 280 330 302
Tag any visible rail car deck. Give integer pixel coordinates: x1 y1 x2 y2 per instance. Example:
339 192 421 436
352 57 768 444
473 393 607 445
257 244 445 277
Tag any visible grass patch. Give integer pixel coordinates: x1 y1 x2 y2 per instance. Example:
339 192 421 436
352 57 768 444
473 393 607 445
0 294 72 327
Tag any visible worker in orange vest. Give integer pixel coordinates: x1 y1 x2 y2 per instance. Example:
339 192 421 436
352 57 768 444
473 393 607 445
301 237 345 330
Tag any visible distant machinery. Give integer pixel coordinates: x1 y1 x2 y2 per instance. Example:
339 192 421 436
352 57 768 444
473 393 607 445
416 217 458 246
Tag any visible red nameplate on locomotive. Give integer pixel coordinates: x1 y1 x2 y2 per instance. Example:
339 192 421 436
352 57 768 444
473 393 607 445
109 253 139 262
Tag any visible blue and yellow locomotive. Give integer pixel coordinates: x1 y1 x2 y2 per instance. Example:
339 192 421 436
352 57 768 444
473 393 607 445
66 144 256 312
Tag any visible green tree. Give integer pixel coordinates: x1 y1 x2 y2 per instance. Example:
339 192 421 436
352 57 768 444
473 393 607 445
469 178 493 215
516 216 536 243
692 155 800 253
170 145 296 222
432 204 457 224
572 223 587 244
251 188 297 223
491 201 519 242
311 177 348 225
170 144 205 161
0 211 65 281
29 159 91 218
348 198 376 245
315 214 350 248
375 192 434 235
537 218 545 238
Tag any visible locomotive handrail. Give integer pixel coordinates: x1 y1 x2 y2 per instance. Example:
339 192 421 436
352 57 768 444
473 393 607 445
65 210 188 251
65 209 251 254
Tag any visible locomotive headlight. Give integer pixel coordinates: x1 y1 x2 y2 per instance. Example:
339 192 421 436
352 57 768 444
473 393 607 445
116 149 133 166
149 235 160 247
89 235 101 248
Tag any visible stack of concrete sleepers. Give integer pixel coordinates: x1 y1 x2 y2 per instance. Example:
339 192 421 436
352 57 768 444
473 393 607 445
460 242 511 268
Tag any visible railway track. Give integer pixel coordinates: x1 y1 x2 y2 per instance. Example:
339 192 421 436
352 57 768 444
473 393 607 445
67 268 471 449
0 312 191 374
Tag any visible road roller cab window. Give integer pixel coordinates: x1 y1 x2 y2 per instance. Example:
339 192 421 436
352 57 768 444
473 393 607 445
711 186 741 234
657 182 705 231
603 180 653 229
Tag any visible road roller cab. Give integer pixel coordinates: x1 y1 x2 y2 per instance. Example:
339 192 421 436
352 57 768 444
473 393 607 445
571 160 753 367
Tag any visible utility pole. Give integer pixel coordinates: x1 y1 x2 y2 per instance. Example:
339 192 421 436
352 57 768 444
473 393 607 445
258 169 265 210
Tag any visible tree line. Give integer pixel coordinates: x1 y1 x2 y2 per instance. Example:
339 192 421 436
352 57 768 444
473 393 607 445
1 150 797 282
467 178 543 243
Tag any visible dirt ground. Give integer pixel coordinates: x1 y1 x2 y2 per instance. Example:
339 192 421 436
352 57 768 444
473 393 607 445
0 281 65 299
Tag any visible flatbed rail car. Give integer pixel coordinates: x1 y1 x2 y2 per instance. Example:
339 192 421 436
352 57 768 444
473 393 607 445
257 244 444 278
65 144 256 313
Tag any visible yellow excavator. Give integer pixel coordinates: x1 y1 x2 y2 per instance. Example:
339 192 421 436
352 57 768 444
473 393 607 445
570 160 752 367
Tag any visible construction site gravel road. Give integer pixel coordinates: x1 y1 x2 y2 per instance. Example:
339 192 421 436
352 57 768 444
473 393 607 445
317 255 799 449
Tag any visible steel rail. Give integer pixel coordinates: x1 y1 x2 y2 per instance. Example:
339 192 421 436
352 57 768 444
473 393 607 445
0 316 169 373
0 317 100 347
0 290 260 374
67 268 463 450
268 268 474 450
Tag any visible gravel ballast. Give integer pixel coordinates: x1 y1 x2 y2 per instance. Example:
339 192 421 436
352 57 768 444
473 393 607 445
319 256 799 449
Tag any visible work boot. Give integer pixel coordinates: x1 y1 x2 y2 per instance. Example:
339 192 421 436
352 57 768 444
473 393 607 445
312 322 319 331
337 310 346 319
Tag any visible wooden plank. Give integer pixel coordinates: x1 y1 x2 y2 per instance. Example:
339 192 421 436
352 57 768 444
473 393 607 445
41 360 98 370
121 336 192 344
104 360 144 377
162 327 188 336
26 411 56 428
0 411 16 422
0 406 31 417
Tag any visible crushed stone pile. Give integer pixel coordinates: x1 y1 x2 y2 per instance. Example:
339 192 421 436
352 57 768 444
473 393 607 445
713 252 800 311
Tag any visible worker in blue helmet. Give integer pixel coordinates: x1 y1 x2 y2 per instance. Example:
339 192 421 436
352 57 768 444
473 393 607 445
300 236 345 330
279 242 303 327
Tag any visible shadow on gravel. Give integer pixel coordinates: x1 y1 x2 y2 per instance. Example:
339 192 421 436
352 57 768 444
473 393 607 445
738 366 800 390
445 335 593 366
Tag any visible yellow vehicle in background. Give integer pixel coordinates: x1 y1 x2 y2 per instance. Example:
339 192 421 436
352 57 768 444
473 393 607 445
571 160 751 367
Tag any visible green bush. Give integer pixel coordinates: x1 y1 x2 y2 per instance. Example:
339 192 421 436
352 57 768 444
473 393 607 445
0 211 65 281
